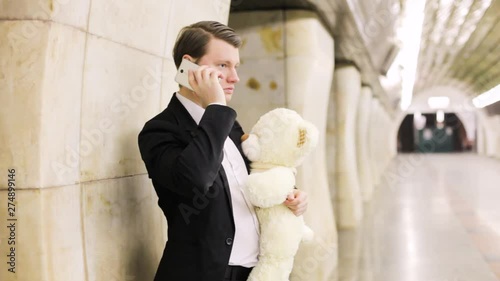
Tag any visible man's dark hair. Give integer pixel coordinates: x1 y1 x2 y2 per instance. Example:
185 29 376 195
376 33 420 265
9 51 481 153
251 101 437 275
173 21 242 68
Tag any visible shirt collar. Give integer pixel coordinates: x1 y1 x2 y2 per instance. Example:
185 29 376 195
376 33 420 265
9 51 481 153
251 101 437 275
175 92 205 125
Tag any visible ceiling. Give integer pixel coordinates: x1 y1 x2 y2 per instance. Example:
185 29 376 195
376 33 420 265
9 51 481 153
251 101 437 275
414 0 500 115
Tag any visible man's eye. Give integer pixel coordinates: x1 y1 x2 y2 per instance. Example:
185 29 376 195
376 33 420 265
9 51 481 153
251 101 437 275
219 64 227 68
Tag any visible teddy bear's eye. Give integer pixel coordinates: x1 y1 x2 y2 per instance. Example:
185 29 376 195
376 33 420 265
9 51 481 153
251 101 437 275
297 129 306 147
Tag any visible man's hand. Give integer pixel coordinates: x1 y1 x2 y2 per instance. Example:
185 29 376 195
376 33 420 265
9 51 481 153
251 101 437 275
284 189 308 216
188 66 225 108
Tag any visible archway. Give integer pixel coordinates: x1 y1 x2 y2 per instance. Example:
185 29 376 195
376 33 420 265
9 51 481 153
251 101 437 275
397 112 472 153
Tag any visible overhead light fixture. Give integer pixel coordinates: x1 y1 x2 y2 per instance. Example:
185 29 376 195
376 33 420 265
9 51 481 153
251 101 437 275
473 84 500 108
428 96 450 109
436 110 445 123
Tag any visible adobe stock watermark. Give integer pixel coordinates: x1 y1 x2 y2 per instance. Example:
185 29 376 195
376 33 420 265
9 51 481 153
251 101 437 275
50 64 169 180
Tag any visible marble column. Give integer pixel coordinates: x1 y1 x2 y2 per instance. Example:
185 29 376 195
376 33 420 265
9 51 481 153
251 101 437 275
333 63 363 229
488 117 499 158
477 111 492 156
477 117 486 155
326 84 337 220
356 86 374 202
381 108 392 170
285 11 337 281
495 116 500 159
482 114 498 157
0 0 231 280
230 10 338 281
389 116 399 159
368 99 382 187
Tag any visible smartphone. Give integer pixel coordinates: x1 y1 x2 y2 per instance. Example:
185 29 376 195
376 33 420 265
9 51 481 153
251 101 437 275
175 59 199 91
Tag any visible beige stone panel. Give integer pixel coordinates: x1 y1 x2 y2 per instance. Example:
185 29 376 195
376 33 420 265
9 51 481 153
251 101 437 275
164 0 231 57
0 185 85 281
43 185 86 281
0 21 84 189
80 35 161 182
0 0 90 29
356 87 374 202
40 23 86 188
229 58 286 131
88 0 171 56
333 65 362 229
160 58 178 110
82 175 165 281
0 21 47 189
229 10 285 60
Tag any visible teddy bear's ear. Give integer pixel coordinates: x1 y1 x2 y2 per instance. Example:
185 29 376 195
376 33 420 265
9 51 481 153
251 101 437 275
296 123 319 149
297 128 307 148
241 133 261 161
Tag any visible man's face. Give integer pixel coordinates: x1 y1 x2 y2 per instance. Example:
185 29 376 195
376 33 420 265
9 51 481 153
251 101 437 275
196 38 240 103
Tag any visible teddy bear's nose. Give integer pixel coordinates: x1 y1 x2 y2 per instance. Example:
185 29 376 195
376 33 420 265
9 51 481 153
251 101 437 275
241 134 250 142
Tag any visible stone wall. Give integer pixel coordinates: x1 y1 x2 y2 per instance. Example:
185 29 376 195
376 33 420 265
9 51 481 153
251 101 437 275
0 0 230 280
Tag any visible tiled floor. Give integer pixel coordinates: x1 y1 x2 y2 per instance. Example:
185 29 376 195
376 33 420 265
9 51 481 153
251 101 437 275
338 153 500 281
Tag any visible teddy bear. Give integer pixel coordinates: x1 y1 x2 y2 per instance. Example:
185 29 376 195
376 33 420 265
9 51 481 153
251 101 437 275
241 108 319 281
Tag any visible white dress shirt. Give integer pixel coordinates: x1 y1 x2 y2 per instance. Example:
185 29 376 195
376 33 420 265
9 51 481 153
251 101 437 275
176 93 259 267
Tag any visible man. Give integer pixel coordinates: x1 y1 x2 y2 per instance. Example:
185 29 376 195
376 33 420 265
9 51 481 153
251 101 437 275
138 21 308 281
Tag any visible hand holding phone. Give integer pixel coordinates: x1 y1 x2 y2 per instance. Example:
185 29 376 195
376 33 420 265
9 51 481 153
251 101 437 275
175 58 226 107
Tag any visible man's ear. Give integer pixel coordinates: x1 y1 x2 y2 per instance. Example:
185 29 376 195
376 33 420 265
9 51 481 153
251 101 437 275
182 54 195 63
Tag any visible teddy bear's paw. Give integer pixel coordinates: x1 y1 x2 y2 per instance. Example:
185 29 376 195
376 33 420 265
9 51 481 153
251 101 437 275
241 133 261 161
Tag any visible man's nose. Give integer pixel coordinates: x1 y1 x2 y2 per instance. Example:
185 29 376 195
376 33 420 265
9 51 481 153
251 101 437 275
227 68 240 83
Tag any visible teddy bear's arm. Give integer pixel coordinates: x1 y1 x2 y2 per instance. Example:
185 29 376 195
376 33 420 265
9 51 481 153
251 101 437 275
245 167 295 208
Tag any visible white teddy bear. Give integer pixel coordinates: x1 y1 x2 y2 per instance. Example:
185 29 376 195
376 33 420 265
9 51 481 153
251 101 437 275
241 108 319 281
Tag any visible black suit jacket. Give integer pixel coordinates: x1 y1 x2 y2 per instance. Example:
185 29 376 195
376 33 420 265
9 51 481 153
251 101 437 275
138 94 250 281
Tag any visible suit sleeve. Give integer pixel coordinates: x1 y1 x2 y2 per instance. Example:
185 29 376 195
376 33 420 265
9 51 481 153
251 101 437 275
138 105 236 198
